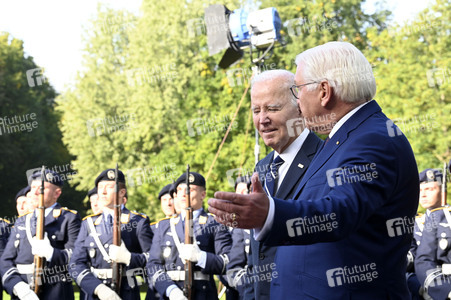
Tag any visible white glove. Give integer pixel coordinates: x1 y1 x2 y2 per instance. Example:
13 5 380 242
109 242 131 266
179 243 203 263
169 287 187 300
94 283 121 300
13 282 39 300
31 234 54 261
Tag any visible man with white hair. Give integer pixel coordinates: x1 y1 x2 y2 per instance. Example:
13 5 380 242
226 69 322 300
209 41 419 299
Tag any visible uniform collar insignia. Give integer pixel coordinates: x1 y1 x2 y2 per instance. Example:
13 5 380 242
199 215 207 225
121 213 130 224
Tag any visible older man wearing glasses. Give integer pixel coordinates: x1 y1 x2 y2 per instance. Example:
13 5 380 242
209 42 419 299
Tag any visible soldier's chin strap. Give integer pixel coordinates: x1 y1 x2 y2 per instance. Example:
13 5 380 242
87 216 112 263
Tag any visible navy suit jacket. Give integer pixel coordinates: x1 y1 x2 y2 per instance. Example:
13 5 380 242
263 100 419 299
243 131 322 300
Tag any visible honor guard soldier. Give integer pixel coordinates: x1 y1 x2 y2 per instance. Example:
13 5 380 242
224 176 252 300
69 168 153 300
87 187 101 214
0 217 12 300
15 186 31 216
415 169 448 299
407 169 443 299
158 183 176 218
0 169 81 300
146 172 232 300
146 183 176 300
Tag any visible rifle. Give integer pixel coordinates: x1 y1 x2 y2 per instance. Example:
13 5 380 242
32 166 46 294
442 162 448 206
111 163 124 293
183 165 193 299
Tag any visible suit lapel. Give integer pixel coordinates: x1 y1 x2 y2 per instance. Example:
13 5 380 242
276 132 322 200
292 100 382 198
255 151 273 190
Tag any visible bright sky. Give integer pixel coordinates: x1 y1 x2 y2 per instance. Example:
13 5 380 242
0 0 431 93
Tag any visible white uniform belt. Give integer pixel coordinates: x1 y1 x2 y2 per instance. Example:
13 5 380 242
16 264 34 274
91 268 113 279
166 270 209 281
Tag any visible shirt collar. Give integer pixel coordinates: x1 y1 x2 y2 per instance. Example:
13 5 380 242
181 208 203 221
329 100 371 138
44 202 58 217
275 128 310 163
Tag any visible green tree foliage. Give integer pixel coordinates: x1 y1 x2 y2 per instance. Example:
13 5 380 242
57 0 391 221
0 33 84 218
57 0 449 220
368 0 450 172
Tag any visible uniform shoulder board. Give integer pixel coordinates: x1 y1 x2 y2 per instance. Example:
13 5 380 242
151 216 171 226
82 212 101 221
0 218 10 224
431 206 451 213
18 211 33 218
61 207 78 214
130 211 147 219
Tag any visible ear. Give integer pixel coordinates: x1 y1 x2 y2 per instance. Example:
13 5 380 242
119 189 127 203
54 188 62 200
319 80 332 107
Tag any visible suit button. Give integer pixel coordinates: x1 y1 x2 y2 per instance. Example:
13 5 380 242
259 253 265 260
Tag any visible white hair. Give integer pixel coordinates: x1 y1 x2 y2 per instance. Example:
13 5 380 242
251 69 297 107
295 41 376 103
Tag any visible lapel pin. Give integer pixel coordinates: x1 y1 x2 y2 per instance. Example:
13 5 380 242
298 163 304 168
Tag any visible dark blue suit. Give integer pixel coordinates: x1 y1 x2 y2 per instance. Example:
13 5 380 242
0 218 11 300
235 131 322 300
0 204 81 300
415 207 451 299
147 209 232 300
262 100 419 299
69 207 153 300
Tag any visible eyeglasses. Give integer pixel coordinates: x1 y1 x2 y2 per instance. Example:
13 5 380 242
290 82 319 99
